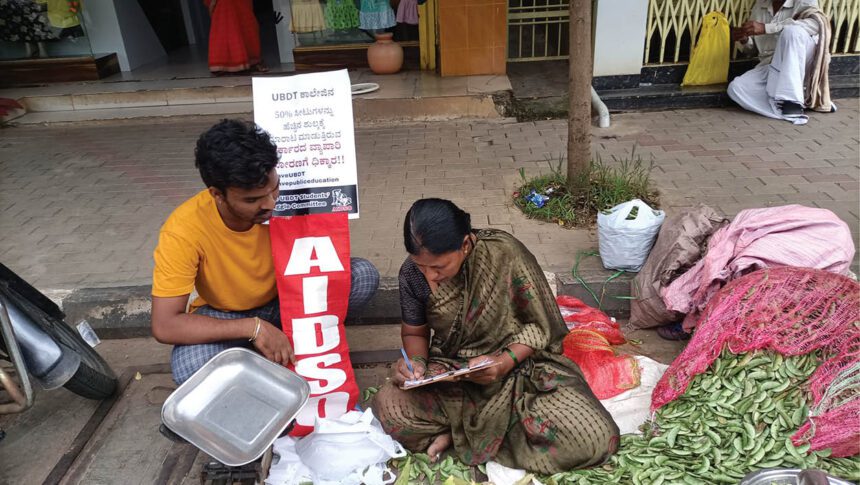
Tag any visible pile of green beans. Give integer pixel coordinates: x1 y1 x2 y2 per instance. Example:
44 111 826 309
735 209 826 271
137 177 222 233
392 453 479 484
545 349 860 484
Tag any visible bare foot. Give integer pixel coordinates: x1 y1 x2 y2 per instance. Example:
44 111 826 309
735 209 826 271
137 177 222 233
427 432 453 463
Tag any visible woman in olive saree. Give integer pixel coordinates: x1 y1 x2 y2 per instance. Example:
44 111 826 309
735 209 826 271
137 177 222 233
374 199 619 475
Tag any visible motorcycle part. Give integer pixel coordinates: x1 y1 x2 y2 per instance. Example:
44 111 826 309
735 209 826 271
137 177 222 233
0 263 117 399
3 294 80 389
0 297 34 414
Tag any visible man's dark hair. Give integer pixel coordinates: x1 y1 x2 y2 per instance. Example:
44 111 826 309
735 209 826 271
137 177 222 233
195 119 278 193
404 198 472 255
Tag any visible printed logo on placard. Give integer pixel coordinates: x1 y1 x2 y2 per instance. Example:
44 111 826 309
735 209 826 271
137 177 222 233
331 189 353 212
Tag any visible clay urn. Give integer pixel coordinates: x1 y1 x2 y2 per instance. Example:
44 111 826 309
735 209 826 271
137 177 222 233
367 32 403 74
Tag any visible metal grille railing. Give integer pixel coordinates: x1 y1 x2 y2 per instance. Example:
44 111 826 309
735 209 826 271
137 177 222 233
822 0 860 53
645 0 860 65
507 0 570 61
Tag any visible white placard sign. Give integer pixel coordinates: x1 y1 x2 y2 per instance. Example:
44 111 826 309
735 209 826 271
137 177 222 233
252 70 359 219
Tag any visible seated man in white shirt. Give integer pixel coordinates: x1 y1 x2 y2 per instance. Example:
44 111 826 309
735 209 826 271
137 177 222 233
728 0 830 124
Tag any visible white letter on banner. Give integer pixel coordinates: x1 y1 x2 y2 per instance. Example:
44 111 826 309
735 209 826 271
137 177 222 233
284 237 345 275
296 355 347 393
302 275 328 314
294 392 351 426
292 315 340 355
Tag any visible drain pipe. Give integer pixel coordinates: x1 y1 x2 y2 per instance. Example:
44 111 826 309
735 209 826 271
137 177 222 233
591 86 610 128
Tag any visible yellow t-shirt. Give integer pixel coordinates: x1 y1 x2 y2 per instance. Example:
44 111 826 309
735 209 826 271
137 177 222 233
152 190 277 312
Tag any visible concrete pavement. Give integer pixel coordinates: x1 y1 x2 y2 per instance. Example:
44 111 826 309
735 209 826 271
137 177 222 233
0 105 857 293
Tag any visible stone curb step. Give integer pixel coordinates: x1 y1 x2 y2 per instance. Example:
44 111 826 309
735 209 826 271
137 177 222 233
59 269 633 339
600 76 859 111
9 84 506 124
12 102 253 124
19 85 252 112
513 75 859 120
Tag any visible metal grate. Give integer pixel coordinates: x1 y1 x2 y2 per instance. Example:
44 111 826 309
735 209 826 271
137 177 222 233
822 0 860 54
507 0 570 61
644 0 860 65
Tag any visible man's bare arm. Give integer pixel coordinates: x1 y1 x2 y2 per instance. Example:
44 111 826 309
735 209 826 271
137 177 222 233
151 295 296 365
151 295 253 345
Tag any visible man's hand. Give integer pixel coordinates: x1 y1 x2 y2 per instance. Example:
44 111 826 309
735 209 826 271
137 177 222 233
251 319 296 366
392 357 426 386
462 354 514 385
731 27 749 43
740 20 766 37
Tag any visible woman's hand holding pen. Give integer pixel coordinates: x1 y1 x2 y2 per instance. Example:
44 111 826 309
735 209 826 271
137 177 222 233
393 350 426 386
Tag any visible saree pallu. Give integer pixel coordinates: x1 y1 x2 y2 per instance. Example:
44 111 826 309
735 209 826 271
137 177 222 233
205 0 260 72
375 230 619 474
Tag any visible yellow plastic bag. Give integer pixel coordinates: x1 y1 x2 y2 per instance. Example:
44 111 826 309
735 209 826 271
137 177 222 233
681 11 730 86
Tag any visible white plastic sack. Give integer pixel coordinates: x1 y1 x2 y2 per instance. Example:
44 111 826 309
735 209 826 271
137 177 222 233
294 408 405 485
597 199 665 272
599 355 668 435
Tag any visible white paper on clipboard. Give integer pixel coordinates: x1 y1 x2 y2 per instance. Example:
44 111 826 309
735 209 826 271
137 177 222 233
400 359 499 390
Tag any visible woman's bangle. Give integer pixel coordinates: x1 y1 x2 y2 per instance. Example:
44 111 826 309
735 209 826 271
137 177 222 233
504 347 519 366
249 317 262 342
411 356 428 366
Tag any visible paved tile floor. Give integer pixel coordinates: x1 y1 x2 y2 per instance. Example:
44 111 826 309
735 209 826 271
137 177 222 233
1 104 857 291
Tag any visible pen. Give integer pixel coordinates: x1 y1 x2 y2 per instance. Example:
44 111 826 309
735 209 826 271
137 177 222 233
400 348 415 374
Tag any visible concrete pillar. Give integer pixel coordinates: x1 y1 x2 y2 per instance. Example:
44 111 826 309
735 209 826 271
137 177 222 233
82 0 166 71
593 0 648 76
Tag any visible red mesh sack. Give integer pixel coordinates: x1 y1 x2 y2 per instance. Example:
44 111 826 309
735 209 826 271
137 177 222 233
793 338 860 456
651 267 860 457
556 295 626 345
563 329 640 399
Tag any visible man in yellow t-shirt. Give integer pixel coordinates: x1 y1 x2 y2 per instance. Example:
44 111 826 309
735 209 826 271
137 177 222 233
151 119 379 384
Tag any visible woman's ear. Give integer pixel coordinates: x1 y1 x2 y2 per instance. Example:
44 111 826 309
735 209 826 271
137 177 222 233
461 235 471 254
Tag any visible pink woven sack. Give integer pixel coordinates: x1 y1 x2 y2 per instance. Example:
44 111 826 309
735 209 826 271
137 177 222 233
651 267 860 457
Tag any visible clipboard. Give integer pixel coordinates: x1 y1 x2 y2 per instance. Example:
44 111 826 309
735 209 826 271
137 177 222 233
400 359 499 390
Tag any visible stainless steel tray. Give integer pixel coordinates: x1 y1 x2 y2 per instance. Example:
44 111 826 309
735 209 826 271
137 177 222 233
741 469 854 485
162 348 310 466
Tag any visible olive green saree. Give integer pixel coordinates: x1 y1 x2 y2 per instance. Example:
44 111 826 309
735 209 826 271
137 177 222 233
375 230 619 474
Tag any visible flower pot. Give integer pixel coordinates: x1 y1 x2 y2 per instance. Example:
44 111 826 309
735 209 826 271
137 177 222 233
367 33 403 74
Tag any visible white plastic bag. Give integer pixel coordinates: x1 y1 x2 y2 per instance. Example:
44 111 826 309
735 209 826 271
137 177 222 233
266 437 314 485
268 436 397 485
485 461 545 485
597 199 665 272
294 408 405 485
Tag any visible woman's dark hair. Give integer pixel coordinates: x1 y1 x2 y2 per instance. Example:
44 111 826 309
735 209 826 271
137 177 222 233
194 119 278 193
404 198 472 255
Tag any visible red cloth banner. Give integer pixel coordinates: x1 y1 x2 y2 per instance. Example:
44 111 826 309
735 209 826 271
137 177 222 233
270 213 358 436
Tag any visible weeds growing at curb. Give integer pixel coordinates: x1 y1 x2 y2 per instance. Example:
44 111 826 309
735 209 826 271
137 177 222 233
513 147 660 228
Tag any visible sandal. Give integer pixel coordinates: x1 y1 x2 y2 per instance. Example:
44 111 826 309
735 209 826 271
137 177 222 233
657 322 691 341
